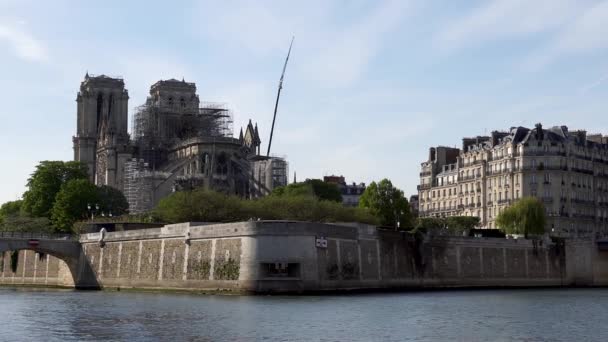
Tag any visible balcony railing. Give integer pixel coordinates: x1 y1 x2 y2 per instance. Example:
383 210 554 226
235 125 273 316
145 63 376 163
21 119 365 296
541 197 554 203
462 160 486 167
571 213 596 220
459 175 479 181
572 168 594 175
571 199 595 205
522 150 567 157
417 184 432 190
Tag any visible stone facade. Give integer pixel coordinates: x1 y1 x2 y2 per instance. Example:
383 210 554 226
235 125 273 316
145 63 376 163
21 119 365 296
73 74 130 189
418 124 608 237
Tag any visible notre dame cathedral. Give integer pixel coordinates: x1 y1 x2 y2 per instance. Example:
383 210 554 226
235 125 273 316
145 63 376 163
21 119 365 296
73 73 288 213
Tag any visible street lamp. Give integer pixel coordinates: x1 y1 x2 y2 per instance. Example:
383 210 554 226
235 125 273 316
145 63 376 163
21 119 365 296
87 203 99 221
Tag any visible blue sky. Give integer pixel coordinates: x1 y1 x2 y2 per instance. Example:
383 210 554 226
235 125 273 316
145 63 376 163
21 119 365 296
1 0 607 204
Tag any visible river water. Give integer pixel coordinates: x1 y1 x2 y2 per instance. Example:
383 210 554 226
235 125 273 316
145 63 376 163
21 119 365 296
0 288 607 341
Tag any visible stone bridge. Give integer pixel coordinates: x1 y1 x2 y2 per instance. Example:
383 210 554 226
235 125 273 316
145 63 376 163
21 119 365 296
0 232 98 288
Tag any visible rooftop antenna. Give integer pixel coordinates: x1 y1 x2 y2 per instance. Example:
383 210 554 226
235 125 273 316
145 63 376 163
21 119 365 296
267 36 294 157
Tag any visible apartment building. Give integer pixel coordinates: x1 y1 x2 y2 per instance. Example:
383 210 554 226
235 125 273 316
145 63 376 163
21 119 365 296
418 124 608 237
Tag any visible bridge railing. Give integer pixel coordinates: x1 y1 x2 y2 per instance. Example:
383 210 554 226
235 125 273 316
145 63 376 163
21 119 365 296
0 231 76 240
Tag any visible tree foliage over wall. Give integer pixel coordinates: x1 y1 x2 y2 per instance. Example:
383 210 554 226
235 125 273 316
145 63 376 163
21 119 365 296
0 216 52 233
50 179 100 233
496 197 546 238
414 216 480 234
22 161 89 217
97 185 129 216
0 200 23 222
2 161 130 233
154 188 378 225
358 179 413 229
272 179 342 202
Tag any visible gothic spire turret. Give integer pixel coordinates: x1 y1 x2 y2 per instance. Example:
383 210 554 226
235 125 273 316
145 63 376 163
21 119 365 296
254 123 261 144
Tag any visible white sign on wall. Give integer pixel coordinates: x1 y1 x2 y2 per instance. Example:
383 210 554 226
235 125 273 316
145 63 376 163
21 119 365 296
315 236 328 248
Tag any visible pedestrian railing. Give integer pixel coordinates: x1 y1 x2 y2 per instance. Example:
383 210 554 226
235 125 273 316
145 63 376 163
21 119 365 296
0 231 76 240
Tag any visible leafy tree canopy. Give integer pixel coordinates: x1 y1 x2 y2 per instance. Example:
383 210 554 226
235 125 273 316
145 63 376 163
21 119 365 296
414 216 480 234
496 197 546 238
271 179 342 202
97 185 129 216
0 216 52 233
154 188 378 225
358 179 413 229
0 200 23 222
50 179 99 233
22 161 89 217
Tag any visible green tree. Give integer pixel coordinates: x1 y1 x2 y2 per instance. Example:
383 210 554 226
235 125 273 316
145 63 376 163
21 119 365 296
496 197 546 238
97 185 129 216
0 216 52 233
0 200 23 222
444 216 480 233
0 200 54 233
414 216 480 235
154 188 378 225
358 179 413 229
22 161 89 217
272 179 342 202
50 179 99 233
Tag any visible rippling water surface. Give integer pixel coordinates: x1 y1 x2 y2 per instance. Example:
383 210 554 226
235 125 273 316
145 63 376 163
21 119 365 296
0 288 607 341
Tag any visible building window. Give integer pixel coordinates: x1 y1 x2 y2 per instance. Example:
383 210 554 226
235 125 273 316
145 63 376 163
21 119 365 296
260 263 301 278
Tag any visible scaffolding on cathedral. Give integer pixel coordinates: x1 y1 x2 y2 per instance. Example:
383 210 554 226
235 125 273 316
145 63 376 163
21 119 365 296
131 100 234 169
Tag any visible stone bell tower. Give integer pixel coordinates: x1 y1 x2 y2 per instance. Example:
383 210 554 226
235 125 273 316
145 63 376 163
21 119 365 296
73 73 131 190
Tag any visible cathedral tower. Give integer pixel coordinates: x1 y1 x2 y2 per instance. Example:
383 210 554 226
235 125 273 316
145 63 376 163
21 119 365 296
73 73 131 190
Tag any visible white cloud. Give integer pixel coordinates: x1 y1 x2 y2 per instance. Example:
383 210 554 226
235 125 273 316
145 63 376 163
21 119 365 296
195 0 332 55
195 1 413 89
299 0 412 88
524 1 608 69
579 72 608 94
0 20 48 62
435 0 584 51
553 1 608 52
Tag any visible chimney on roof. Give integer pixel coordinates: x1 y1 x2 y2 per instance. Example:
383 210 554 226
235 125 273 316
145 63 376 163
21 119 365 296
535 123 544 140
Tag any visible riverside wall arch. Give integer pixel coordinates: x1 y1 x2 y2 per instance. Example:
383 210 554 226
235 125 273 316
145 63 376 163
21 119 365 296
0 236 99 288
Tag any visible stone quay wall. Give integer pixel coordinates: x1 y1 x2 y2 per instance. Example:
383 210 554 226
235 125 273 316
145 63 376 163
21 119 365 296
2 221 607 292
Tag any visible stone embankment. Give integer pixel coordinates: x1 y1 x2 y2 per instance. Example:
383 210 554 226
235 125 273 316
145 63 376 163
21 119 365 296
1 221 607 292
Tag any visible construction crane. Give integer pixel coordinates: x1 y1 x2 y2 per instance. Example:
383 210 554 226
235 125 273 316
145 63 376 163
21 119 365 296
266 36 294 157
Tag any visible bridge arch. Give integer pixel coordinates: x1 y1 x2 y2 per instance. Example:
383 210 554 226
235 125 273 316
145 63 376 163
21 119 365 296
0 234 98 288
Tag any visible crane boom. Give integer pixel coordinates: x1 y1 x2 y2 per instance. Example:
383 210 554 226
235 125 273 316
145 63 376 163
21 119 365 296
266 36 294 157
